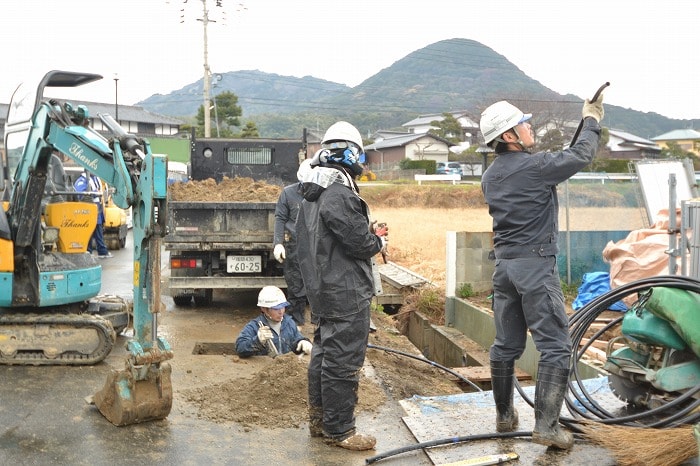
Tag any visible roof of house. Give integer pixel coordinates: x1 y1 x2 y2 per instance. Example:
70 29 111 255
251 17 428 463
0 101 183 125
365 132 454 150
402 111 478 129
608 129 660 151
651 129 700 141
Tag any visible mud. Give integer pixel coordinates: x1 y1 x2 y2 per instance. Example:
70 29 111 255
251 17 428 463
168 177 281 202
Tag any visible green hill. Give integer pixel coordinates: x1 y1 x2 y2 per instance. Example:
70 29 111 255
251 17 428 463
138 38 698 139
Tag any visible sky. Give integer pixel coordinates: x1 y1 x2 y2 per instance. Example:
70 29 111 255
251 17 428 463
2 0 699 121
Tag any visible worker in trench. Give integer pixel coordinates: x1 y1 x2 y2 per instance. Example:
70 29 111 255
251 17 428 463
235 286 312 358
296 121 388 452
479 96 605 449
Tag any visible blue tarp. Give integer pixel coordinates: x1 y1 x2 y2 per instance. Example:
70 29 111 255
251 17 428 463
572 271 627 312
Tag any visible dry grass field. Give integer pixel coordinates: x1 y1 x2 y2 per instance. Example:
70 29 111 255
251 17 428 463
365 185 647 288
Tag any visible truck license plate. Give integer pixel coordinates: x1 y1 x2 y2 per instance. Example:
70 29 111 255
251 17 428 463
227 255 262 273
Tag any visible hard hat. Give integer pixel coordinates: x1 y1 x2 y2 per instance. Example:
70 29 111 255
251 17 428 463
479 101 532 145
322 121 364 152
257 286 289 309
297 158 314 182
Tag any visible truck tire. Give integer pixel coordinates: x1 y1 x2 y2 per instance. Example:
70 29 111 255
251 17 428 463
173 295 193 306
193 289 213 307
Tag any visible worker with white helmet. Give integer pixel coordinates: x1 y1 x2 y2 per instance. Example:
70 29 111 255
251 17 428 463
235 286 312 357
272 159 314 327
480 96 604 450
296 121 387 451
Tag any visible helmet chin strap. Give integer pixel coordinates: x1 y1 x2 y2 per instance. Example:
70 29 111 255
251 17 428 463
494 127 526 150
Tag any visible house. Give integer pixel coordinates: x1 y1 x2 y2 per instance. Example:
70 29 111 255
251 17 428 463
606 129 661 159
651 129 700 157
0 101 184 161
401 111 479 146
364 132 454 169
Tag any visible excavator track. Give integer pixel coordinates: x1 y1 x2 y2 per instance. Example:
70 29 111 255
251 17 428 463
0 313 116 366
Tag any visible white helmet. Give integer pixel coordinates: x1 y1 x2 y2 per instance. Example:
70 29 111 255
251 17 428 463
479 101 532 145
322 121 363 152
257 286 289 309
297 158 314 182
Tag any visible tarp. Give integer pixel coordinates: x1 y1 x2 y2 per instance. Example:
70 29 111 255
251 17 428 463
603 209 685 295
572 271 627 311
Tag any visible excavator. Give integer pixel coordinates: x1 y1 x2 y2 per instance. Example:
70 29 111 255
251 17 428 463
1 70 173 425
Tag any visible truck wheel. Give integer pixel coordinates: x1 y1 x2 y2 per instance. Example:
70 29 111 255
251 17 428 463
119 236 126 248
173 295 193 306
193 289 213 306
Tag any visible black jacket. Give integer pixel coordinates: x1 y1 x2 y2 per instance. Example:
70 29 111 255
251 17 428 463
296 167 382 318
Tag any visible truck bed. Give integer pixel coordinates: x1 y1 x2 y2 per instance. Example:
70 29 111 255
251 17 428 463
164 201 277 247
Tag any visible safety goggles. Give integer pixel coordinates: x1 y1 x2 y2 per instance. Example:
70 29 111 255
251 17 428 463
322 141 353 150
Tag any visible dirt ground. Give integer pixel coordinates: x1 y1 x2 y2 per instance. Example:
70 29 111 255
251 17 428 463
169 178 646 431
179 310 462 429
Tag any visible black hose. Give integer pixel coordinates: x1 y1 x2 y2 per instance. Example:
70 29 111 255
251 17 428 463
367 343 483 392
560 275 700 429
368 275 700 463
364 431 530 465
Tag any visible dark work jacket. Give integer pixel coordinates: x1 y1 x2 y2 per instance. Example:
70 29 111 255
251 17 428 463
481 117 601 259
273 183 305 296
296 167 383 318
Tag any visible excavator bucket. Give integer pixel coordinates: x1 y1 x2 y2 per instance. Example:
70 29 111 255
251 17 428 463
93 362 172 426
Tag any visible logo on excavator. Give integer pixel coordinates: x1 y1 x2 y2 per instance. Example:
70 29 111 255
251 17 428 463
69 142 99 170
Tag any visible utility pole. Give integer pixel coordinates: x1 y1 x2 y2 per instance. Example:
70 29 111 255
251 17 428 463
198 0 213 137
181 0 238 137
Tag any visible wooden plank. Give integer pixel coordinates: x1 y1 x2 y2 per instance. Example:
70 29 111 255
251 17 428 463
450 366 531 383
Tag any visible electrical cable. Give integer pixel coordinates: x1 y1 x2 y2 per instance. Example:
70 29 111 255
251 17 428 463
367 343 483 392
364 431 530 465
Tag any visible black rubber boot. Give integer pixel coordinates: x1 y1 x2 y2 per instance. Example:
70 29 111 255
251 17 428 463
490 360 519 432
532 365 574 450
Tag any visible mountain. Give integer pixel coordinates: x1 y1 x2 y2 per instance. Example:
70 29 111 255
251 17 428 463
138 38 698 139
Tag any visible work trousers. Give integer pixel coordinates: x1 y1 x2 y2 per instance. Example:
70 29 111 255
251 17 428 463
308 307 370 438
490 256 572 369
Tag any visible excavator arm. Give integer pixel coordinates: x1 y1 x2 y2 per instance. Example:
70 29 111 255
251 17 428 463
3 70 173 425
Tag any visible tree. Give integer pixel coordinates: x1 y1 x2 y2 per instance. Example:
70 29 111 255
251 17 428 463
239 121 260 138
427 113 463 144
660 141 695 159
195 91 243 137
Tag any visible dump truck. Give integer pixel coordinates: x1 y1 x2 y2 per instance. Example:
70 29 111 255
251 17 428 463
165 133 306 306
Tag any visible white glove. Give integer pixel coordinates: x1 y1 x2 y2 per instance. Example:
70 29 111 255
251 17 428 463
257 326 273 345
296 340 313 355
273 244 286 263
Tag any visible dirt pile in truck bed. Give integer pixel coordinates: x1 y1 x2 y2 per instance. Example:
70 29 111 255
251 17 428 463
169 177 282 202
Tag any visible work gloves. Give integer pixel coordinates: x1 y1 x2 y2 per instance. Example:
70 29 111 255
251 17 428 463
296 340 313 355
273 244 286 263
582 95 604 122
257 326 273 345
372 221 389 255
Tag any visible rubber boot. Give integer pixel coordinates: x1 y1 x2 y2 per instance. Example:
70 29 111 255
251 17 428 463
532 365 574 450
490 360 519 432
308 406 324 438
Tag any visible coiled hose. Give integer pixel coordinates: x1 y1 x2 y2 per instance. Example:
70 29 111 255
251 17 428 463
553 274 700 431
366 275 700 463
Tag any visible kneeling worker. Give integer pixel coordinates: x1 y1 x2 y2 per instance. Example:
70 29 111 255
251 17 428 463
236 286 312 358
